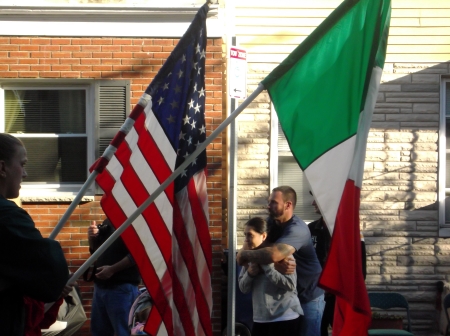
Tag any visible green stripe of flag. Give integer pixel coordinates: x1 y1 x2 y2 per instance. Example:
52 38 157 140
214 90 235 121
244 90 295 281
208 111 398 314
262 0 390 170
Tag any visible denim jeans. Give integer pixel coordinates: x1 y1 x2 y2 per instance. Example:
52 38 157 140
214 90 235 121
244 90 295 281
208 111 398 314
299 294 325 336
91 283 140 336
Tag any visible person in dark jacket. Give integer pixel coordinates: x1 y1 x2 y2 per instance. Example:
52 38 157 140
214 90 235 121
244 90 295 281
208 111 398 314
88 218 141 336
0 133 68 335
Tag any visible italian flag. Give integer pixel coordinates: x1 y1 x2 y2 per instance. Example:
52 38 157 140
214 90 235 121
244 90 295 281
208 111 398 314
261 0 391 334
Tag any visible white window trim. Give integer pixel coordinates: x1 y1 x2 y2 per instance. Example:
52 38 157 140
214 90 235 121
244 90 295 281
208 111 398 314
269 102 279 192
0 5 221 38
0 82 96 202
439 76 450 236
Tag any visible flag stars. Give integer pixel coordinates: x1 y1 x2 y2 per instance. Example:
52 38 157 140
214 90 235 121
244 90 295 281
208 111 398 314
182 54 186 63
174 84 181 94
170 100 179 109
188 99 194 109
183 115 190 125
179 131 186 141
193 62 198 70
163 83 169 91
178 69 184 78
167 115 175 123
158 97 164 105
198 87 205 97
194 103 201 113
187 136 193 146
200 125 206 134
190 120 196 129
196 43 201 54
200 49 206 59
193 83 198 92
197 66 202 75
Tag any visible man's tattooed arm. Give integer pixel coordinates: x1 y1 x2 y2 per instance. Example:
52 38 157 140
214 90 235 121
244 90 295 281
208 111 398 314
237 243 295 266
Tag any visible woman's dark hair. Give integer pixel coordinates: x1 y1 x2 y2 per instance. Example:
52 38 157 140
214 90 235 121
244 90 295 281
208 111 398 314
0 133 23 162
245 217 269 235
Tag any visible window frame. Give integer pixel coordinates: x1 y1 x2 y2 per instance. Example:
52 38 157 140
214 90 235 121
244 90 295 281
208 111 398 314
0 79 129 201
439 77 450 235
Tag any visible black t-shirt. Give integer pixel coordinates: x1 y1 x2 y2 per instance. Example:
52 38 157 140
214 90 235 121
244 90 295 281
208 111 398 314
307 217 331 268
92 219 141 287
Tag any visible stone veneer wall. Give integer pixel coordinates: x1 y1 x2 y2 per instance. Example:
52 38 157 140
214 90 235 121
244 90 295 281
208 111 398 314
235 61 449 335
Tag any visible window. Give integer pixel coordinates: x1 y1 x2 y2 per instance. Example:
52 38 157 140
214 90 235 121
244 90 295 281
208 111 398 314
0 80 129 200
270 107 321 223
439 78 450 234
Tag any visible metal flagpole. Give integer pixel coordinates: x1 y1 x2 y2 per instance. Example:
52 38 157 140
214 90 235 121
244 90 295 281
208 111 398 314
67 83 265 283
49 171 98 240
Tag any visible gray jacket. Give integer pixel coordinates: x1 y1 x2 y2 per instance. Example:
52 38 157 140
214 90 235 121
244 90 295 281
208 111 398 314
238 263 303 322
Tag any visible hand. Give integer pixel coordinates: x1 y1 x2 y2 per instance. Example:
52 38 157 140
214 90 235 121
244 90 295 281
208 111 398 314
60 282 76 299
247 262 260 277
274 255 296 275
88 220 99 238
95 265 114 280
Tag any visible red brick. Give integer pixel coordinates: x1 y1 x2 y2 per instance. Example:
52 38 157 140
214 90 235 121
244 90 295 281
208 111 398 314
61 45 80 52
92 38 113 45
52 65 72 71
0 65 7 71
10 38 29 44
108 38 130 46
19 45 39 51
51 38 71 45
112 65 130 71
0 38 10 44
72 38 92 45
112 52 132 58
92 52 112 58
40 45 60 51
121 59 141 65
73 52 92 58
0 45 19 51
121 71 141 78
61 58 81 65
121 46 141 52
31 38 51 45
39 71 61 78
142 45 162 52
82 45 102 52
52 52 71 58
81 71 101 78
31 51 51 58
61 71 81 78
153 39 174 46
10 64 30 71
80 59 101 65
0 71 18 77
152 52 171 59
40 58 60 65
92 65 112 71
132 39 153 45
101 59 121 65
142 59 163 65
101 45 121 52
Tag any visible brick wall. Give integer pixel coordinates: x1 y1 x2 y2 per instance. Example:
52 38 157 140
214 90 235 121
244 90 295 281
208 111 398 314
2 36 224 336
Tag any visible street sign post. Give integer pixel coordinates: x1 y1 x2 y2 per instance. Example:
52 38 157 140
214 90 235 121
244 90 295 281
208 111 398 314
228 47 247 99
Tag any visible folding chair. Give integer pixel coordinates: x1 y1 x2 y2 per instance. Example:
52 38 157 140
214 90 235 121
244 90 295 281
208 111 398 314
368 292 413 336
443 293 450 336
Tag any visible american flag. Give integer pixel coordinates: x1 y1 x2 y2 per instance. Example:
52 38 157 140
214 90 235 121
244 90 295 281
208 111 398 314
91 4 212 336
